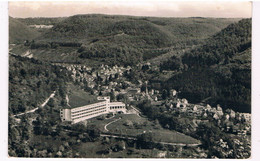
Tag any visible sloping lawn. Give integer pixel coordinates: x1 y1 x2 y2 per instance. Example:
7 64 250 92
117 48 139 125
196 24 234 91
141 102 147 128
89 114 200 144
150 130 200 144
67 84 100 108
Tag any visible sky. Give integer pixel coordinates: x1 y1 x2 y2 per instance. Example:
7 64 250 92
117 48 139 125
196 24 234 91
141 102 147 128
9 1 252 18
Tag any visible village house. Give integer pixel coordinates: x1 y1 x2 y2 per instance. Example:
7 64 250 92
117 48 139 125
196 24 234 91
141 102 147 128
170 89 177 97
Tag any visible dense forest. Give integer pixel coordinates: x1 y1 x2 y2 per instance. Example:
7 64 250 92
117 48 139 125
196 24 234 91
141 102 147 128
10 15 239 66
9 55 72 115
40 15 239 65
39 15 239 45
17 17 66 26
182 19 251 67
161 19 251 112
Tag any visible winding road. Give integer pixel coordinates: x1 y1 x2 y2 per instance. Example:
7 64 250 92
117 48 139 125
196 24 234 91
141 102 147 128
13 91 56 117
104 117 122 132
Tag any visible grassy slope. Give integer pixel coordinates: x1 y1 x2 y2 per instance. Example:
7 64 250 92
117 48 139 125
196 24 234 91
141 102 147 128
89 114 200 144
67 84 98 108
9 17 40 44
17 17 67 34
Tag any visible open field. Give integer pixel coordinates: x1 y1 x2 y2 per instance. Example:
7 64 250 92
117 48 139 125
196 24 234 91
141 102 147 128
10 44 103 66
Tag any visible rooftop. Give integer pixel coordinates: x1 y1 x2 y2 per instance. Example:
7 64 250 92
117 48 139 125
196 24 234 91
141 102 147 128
109 102 125 106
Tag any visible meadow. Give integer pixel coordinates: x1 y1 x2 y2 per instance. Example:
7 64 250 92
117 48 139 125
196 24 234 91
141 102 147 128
88 113 200 145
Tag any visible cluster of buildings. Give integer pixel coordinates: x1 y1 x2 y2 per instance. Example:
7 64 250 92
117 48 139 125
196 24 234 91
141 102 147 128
57 63 251 137
94 64 131 80
54 63 133 94
60 96 126 124
29 25 54 29
161 98 251 135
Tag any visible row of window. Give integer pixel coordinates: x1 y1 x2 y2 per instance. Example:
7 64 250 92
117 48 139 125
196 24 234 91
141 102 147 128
71 103 107 114
72 110 107 120
71 106 106 117
110 106 125 109
72 107 106 119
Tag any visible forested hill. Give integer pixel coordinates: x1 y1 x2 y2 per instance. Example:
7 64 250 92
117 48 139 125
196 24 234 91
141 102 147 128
163 19 251 113
10 15 239 66
36 15 239 65
17 17 66 26
9 55 72 115
39 14 239 47
182 18 251 67
9 17 40 44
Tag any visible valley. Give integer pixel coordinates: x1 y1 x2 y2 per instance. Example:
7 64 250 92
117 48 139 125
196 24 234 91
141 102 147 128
8 14 251 158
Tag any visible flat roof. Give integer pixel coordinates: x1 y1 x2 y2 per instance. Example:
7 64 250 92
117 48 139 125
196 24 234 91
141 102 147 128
109 102 125 106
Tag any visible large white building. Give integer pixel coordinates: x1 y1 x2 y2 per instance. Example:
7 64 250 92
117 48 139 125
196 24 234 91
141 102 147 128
60 96 126 124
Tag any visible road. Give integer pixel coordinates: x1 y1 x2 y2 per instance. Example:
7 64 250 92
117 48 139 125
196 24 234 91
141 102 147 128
66 94 71 107
104 117 122 132
13 91 56 117
129 106 141 117
100 134 201 147
201 96 212 103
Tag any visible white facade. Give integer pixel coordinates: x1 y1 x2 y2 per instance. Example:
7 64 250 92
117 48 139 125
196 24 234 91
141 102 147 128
60 96 126 124
109 102 127 113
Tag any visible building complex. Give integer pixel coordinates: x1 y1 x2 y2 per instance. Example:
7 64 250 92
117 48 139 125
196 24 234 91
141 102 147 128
60 96 126 124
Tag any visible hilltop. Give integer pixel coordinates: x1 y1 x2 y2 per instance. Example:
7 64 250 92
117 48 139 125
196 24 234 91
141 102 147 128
10 14 240 65
39 14 239 46
17 17 67 26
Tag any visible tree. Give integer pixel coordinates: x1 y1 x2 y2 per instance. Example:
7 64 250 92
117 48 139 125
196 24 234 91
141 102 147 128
37 81 42 88
55 151 62 157
58 87 66 99
161 89 168 100
20 69 27 77
153 119 162 129
20 115 31 140
59 145 65 152
18 103 26 113
33 116 43 135
109 74 113 81
109 90 116 101
141 84 146 92
136 132 155 149
115 73 119 79
87 125 100 141
105 77 109 85
47 98 55 107
9 127 20 145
